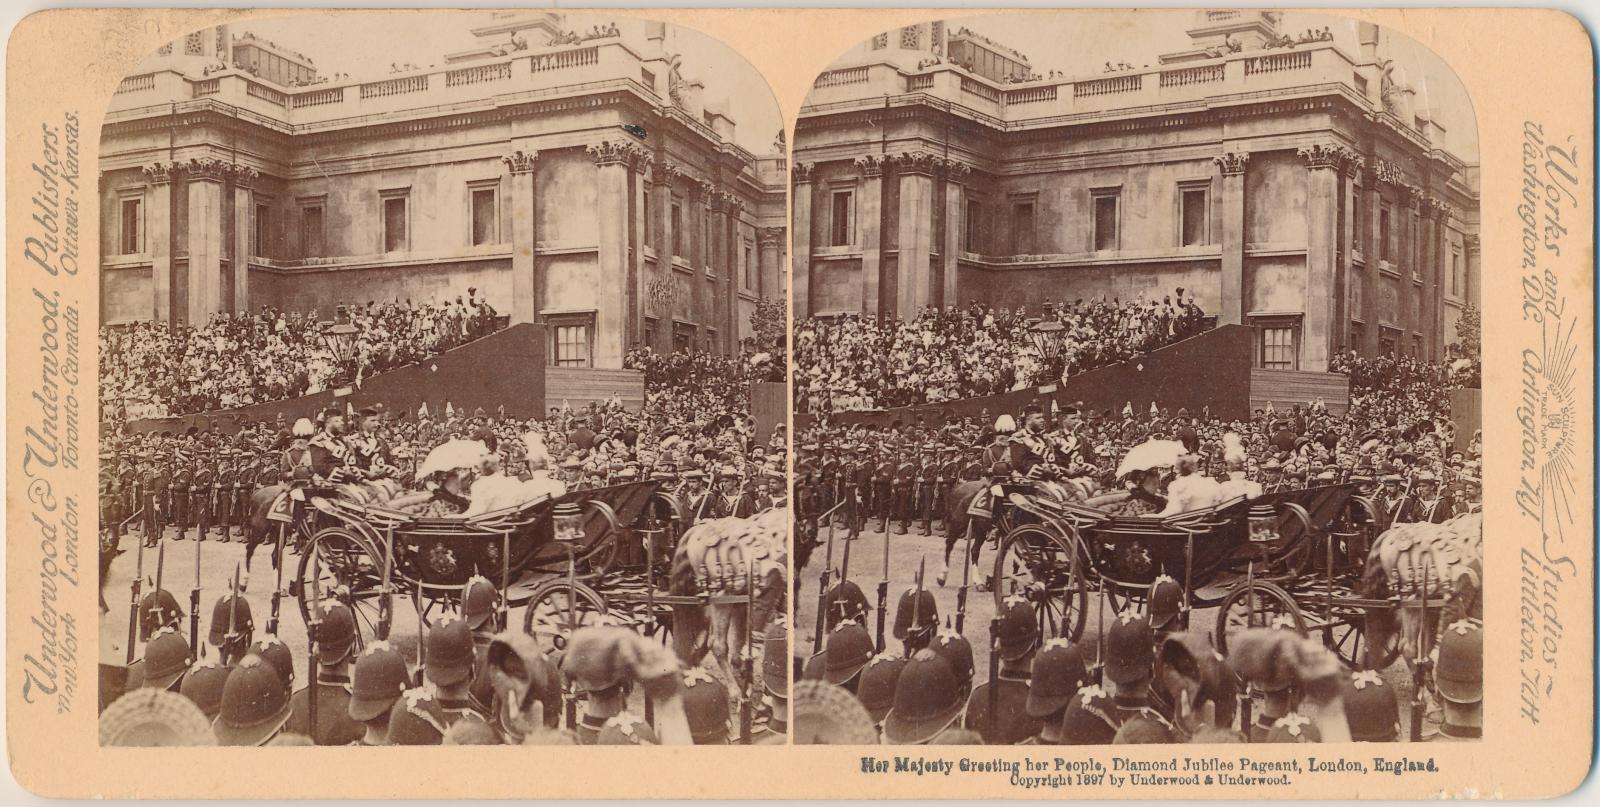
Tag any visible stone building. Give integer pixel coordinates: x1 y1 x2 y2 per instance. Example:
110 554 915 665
100 13 786 369
792 11 1479 371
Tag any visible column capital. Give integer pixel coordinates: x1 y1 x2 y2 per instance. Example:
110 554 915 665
853 154 885 179
939 158 973 183
1296 142 1355 171
225 163 258 188
791 161 816 184
654 161 684 186
1424 195 1453 221
631 150 654 174
1213 151 1250 175
891 150 940 177
502 148 539 175
1464 233 1480 253
719 191 744 216
1341 153 1366 179
186 157 228 182
587 140 642 167
143 161 182 185
1401 183 1425 209
757 226 785 247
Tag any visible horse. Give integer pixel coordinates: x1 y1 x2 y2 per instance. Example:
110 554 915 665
938 477 1093 587
1359 511 1482 670
668 507 787 708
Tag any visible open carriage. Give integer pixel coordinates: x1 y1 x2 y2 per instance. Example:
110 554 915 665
986 481 1408 671
281 480 682 643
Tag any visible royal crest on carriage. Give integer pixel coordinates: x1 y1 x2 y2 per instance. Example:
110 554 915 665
482 540 501 569
427 543 459 576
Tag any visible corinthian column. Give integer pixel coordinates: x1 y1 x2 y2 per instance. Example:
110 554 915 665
1297 143 1350 371
791 162 814 317
856 155 885 318
1213 151 1249 326
502 148 539 325
586 141 638 367
142 161 179 324
185 157 228 325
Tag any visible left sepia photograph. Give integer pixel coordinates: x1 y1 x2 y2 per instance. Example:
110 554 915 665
95 11 790 748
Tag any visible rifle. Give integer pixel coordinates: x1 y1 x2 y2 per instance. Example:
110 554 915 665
876 509 890 653
1409 560 1432 741
904 556 925 656
812 499 839 654
224 564 242 665
955 519 974 635
377 525 396 640
267 523 287 636
190 517 203 651
987 615 1003 743
309 553 325 743
125 527 147 665
740 565 754 744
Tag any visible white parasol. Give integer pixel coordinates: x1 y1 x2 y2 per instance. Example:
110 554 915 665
1116 439 1186 479
414 439 489 479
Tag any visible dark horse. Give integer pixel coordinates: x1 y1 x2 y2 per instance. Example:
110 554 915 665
938 480 993 587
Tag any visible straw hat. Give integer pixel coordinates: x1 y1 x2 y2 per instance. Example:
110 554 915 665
100 688 217 747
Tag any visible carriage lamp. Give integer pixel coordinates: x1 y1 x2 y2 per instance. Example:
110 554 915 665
1247 502 1279 543
1027 319 1066 359
321 304 360 386
552 502 583 543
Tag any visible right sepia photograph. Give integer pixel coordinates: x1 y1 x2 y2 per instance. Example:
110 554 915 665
790 9 1481 748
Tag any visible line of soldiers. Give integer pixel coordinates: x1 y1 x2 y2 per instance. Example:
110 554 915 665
103 576 787 747
795 441 974 537
102 449 277 548
796 576 1483 746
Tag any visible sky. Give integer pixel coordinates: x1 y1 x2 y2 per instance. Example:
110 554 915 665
231 10 784 154
850 9 1479 162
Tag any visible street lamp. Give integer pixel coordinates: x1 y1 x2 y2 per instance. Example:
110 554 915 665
1028 319 1066 360
321 304 360 388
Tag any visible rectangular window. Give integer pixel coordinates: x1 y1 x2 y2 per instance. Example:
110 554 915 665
470 185 498 246
671 201 684 257
1180 186 1209 247
1260 323 1299 370
673 322 694 353
1413 335 1423 357
252 202 272 258
382 192 409 253
1349 322 1364 351
1351 190 1362 254
119 196 143 255
964 199 981 252
1451 250 1461 295
744 245 754 289
550 315 594 367
299 204 324 258
1378 206 1392 262
643 187 654 247
1092 190 1119 251
1011 201 1035 254
644 317 658 349
830 190 854 247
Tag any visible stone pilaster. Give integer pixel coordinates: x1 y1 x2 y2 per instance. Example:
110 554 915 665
790 162 814 317
502 148 540 325
142 161 179 324
1213 151 1249 326
757 226 784 300
1297 144 1350 371
227 164 257 314
185 157 228 325
894 151 938 318
586 141 639 366
855 154 886 319
939 160 971 309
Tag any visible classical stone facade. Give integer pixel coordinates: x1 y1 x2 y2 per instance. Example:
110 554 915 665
100 14 786 369
792 12 1479 370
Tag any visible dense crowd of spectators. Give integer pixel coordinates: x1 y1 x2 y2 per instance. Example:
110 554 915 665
100 294 502 418
794 296 1208 414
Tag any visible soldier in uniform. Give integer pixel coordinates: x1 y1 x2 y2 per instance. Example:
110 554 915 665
188 453 214 542
138 456 164 547
882 648 966 744
1400 471 1452 524
848 445 872 536
347 407 396 480
1258 458 1284 494
215 452 237 543
309 407 355 486
933 446 962 534
1059 613 1174 745
232 455 258 541
287 602 365 745
873 449 896 534
213 655 293 746
892 452 918 535
348 642 411 746
1024 638 1090 743
1429 619 1482 741
964 596 1042 744
425 618 493 732
914 446 939 536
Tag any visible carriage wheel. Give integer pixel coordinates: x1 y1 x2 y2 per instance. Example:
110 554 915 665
295 526 386 647
991 525 1089 642
1213 579 1306 657
1324 614 1401 671
522 578 609 655
575 500 624 578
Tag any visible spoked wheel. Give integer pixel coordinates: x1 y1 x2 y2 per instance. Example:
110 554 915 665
991 524 1089 642
522 578 609 655
295 526 386 646
1213 579 1306 657
1324 613 1401 671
